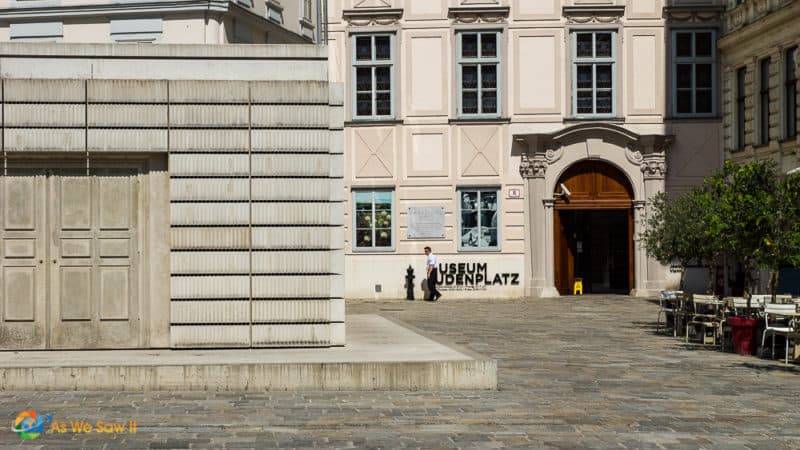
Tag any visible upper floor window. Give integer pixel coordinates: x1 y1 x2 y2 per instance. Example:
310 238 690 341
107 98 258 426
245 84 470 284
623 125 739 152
736 67 747 149
785 47 797 139
672 30 716 117
458 188 499 250
572 31 616 118
457 31 501 118
9 21 63 42
759 57 771 145
303 0 312 21
353 190 394 251
352 34 394 120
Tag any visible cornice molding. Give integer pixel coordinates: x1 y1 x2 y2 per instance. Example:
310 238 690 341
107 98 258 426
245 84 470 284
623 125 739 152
448 6 509 24
342 8 403 26
663 5 724 23
562 5 625 24
0 0 231 19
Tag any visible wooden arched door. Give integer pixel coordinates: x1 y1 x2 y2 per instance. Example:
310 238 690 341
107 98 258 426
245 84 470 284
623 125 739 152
553 161 634 295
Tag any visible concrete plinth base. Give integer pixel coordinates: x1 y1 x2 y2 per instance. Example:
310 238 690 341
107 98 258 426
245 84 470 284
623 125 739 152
0 315 496 391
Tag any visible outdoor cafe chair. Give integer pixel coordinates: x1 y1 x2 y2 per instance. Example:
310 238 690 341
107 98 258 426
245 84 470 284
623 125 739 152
761 303 800 364
657 290 683 336
686 294 724 346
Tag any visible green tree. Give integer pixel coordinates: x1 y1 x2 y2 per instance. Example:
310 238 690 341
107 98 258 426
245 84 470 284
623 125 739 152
753 172 800 300
712 161 779 302
641 187 721 292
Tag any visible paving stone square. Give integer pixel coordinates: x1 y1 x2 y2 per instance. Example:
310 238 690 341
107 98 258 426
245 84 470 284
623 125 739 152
2 296 800 449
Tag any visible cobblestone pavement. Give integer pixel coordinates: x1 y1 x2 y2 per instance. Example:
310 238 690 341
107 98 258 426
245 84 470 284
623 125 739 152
2 296 800 449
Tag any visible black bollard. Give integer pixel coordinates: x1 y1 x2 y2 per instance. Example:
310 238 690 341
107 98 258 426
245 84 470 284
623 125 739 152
405 265 415 300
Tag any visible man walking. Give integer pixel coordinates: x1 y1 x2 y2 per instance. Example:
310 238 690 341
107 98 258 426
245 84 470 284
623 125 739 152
424 246 442 301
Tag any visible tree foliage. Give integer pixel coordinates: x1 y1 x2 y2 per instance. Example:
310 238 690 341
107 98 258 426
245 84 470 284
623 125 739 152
642 160 800 298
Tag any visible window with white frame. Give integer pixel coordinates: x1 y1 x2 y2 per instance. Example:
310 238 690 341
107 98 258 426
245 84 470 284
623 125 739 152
573 31 616 117
352 34 393 120
303 0 312 20
458 189 499 250
672 30 716 116
353 190 394 250
759 57 771 145
736 67 747 149
785 47 797 139
457 31 500 117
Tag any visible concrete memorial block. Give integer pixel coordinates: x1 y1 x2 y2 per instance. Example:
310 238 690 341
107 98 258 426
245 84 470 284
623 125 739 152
87 79 168 103
4 104 84 127
3 79 84 102
250 80 330 103
251 300 333 323
169 154 250 177
169 129 249 152
87 129 168 152
252 129 331 152
171 301 251 324
251 104 330 128
251 250 344 274
0 44 344 351
170 104 250 128
171 252 250 274
251 227 344 250
251 154 332 176
87 104 167 127
170 227 250 250
169 178 250 202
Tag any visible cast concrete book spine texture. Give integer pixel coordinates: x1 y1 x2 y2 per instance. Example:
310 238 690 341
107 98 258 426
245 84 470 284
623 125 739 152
0 78 344 349
168 80 345 348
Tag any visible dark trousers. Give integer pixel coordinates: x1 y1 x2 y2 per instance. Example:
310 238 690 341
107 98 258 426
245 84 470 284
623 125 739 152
427 268 441 300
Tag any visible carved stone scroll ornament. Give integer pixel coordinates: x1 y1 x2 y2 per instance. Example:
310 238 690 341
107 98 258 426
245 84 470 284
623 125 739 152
544 147 563 164
625 147 643 166
519 154 547 179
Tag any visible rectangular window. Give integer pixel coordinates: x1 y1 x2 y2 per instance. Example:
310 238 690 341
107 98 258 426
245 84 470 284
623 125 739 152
9 21 63 42
572 31 616 117
352 34 394 120
458 189 499 250
353 190 394 250
303 0 312 20
457 31 501 118
672 30 716 116
110 18 163 43
759 58 771 145
737 67 747 149
786 47 798 138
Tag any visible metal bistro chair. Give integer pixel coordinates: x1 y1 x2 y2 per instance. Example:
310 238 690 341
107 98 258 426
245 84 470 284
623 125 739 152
657 290 684 336
761 303 800 364
686 294 724 346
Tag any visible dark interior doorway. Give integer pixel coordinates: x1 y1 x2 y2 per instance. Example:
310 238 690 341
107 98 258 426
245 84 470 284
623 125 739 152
552 160 634 295
555 210 631 294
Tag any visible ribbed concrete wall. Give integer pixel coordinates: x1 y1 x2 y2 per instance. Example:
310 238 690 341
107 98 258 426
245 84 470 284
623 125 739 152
0 44 343 350
167 80 345 348
1 76 344 349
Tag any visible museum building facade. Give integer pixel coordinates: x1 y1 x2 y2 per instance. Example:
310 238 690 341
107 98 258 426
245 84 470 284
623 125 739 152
328 0 726 299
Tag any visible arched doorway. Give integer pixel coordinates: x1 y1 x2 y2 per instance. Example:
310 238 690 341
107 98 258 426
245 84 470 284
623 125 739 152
553 160 634 294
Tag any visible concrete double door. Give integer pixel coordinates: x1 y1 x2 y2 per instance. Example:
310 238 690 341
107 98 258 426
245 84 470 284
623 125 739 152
0 160 142 350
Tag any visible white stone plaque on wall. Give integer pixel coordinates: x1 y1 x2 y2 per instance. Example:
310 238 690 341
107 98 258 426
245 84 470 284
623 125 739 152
407 207 445 239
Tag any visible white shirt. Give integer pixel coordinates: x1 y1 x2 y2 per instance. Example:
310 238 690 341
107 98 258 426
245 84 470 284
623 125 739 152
426 253 438 270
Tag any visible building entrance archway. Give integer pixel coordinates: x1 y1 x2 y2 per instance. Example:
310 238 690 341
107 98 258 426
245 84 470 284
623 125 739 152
553 160 633 295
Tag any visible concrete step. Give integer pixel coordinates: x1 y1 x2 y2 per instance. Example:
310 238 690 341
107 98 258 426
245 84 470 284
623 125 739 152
0 315 496 391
